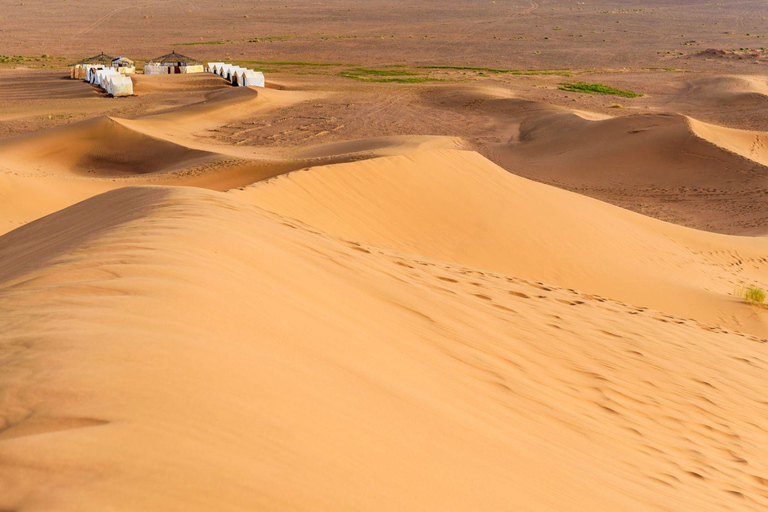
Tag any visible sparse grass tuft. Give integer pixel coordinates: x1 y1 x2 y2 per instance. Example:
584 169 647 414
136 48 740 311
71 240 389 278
249 35 294 43
338 68 439 83
338 71 439 83
345 68 419 77
558 82 642 98
418 65 571 76
738 285 766 305
237 59 346 67
178 40 233 46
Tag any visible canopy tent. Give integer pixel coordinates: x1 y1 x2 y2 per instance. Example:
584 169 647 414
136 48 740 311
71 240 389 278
112 56 136 74
70 52 116 79
144 51 205 74
71 52 116 67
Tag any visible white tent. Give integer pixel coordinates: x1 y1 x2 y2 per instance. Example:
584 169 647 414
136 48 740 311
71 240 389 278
231 68 246 86
95 68 119 88
207 62 266 88
220 64 243 82
222 65 235 81
207 62 225 74
242 70 265 88
217 64 233 77
86 65 106 83
90 68 111 87
105 75 133 97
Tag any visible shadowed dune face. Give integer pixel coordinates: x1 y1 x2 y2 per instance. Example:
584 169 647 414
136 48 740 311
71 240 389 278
682 75 768 109
492 111 768 235
510 112 765 189
0 181 767 511
0 71 101 101
0 187 171 284
0 117 218 176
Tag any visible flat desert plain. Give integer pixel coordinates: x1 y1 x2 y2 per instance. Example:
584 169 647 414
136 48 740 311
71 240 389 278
2 1 768 510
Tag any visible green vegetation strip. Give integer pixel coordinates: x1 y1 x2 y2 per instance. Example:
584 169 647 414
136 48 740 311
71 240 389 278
178 40 234 46
233 59 348 67
418 65 572 76
0 54 66 67
338 68 439 83
558 82 642 97
344 68 420 77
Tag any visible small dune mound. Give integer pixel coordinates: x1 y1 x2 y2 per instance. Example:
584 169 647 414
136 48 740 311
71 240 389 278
0 116 218 176
682 75 768 109
687 116 768 167
495 111 768 234
421 84 560 118
298 135 465 159
141 86 262 122
510 111 768 187
0 70 101 101
130 72 233 96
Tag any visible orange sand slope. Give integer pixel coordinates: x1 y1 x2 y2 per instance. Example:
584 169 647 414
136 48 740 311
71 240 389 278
237 149 768 337
0 86 461 234
1 150 768 511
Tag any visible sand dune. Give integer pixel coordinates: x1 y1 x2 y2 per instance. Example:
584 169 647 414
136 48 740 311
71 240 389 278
415 83 768 234
497 110 768 234
682 75 768 109
298 134 466 159
0 116 218 176
237 149 768 337
1 174 767 510
2 67 768 511
3 3 768 509
688 116 768 167
0 86 474 233
509 111 768 187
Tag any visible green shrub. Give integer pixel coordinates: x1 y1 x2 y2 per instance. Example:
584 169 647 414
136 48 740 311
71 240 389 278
558 82 642 98
739 285 766 304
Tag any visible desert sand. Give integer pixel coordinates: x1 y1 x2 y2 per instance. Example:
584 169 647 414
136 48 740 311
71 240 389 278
2 1 768 510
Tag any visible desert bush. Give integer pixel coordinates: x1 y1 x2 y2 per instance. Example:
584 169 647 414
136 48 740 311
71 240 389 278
558 82 642 98
738 285 766 304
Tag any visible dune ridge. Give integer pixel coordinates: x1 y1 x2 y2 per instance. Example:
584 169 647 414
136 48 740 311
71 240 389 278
0 86 466 234
236 149 768 337
1 178 767 510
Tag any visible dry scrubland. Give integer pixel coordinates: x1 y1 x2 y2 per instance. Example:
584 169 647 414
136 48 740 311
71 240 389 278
2 1 768 511
1 0 767 68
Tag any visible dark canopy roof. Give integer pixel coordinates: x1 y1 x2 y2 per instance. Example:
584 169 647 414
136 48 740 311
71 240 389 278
112 56 135 65
71 52 116 66
146 50 201 66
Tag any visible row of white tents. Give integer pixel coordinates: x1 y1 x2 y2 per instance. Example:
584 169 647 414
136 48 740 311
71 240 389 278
83 65 134 97
206 63 265 87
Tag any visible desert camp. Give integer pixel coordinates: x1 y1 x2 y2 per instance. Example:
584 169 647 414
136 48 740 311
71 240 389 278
68 50 265 96
69 52 134 79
